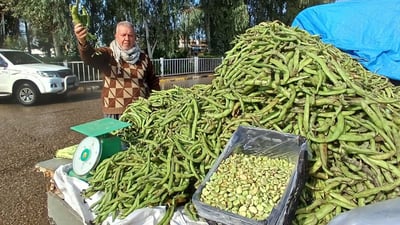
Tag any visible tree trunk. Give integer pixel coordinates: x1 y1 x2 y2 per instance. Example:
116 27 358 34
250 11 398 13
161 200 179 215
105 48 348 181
205 14 211 53
143 17 153 58
24 21 31 54
52 32 62 57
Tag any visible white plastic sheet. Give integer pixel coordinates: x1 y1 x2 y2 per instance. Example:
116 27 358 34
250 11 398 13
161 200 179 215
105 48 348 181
53 164 208 225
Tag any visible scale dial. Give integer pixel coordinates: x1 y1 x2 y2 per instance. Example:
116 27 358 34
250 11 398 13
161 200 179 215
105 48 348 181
72 136 102 176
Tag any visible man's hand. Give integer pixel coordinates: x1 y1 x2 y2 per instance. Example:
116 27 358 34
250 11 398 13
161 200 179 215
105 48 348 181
74 23 88 45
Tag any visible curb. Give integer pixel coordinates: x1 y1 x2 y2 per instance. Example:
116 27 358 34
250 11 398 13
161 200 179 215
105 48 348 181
159 73 215 83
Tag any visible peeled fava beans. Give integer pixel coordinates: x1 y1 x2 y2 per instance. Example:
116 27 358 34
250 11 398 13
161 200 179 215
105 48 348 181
200 153 294 221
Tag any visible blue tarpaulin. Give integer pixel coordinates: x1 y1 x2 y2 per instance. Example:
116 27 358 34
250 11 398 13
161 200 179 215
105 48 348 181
292 0 400 80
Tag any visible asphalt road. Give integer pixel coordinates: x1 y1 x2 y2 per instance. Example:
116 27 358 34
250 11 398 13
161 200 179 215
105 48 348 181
0 75 213 225
0 89 103 225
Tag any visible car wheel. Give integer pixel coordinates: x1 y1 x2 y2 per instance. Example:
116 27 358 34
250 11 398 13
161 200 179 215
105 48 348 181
15 82 40 106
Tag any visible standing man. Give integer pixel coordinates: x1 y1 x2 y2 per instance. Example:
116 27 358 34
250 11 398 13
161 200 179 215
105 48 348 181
74 21 160 120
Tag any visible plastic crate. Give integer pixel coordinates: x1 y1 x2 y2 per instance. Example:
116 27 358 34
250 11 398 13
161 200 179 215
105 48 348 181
192 126 308 225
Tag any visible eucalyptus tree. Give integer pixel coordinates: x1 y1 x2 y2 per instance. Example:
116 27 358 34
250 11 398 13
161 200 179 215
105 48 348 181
78 0 333 58
247 0 290 25
10 0 74 57
93 0 139 46
247 0 335 26
199 0 335 56
93 0 193 59
180 5 203 53
200 0 249 55
135 0 195 58
4 0 335 59
0 0 24 48
150 0 205 57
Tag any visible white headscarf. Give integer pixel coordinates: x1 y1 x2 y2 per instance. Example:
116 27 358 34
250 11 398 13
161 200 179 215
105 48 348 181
110 40 141 73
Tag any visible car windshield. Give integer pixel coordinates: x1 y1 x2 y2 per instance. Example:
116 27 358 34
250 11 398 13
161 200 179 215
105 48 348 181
0 51 43 65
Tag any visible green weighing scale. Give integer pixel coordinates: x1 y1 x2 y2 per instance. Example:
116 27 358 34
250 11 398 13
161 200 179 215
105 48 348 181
68 118 131 180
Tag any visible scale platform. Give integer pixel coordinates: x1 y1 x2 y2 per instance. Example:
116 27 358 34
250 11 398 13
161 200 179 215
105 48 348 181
70 117 131 137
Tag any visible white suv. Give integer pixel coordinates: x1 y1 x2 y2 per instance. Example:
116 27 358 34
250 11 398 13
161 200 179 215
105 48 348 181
0 49 80 106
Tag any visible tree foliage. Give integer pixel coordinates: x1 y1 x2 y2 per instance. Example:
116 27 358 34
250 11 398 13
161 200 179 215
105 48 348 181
0 0 333 58
10 0 73 56
0 0 21 45
200 0 249 55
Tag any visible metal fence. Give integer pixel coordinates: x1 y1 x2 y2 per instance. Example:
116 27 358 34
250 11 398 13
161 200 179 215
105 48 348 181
65 57 223 84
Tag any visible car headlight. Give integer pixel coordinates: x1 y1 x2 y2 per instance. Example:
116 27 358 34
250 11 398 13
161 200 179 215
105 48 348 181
37 71 60 78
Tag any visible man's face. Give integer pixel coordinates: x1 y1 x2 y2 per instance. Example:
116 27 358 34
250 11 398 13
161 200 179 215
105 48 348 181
115 25 136 50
